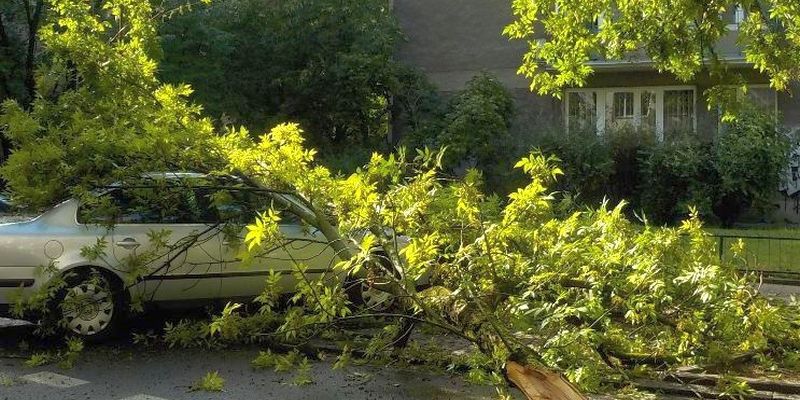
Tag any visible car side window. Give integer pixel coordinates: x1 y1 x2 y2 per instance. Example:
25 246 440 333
158 186 218 224
115 188 163 224
214 189 302 225
79 187 218 225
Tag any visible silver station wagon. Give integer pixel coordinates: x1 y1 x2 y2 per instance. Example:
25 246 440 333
0 173 395 339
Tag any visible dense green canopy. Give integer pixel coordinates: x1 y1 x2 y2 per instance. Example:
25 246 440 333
505 0 800 97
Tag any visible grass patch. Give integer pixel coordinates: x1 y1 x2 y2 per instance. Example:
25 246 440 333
0 373 16 386
192 371 225 392
24 353 51 368
708 227 800 273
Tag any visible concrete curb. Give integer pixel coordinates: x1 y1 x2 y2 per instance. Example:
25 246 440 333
634 379 800 399
635 372 800 400
0 317 35 348
665 371 800 395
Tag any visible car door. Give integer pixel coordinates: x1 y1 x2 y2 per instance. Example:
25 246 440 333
97 186 224 302
217 189 337 299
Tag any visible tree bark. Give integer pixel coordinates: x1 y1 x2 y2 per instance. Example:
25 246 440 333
22 0 43 107
0 13 11 98
506 361 587 400
243 179 357 263
0 13 9 50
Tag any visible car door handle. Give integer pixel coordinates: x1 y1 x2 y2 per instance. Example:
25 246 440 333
115 238 140 250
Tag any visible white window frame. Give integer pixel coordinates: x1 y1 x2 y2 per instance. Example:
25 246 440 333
612 92 635 119
565 86 697 141
727 4 745 31
591 13 605 32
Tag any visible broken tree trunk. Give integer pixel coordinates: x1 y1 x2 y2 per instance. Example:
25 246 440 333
506 361 587 400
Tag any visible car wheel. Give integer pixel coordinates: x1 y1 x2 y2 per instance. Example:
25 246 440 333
344 252 417 348
55 270 126 341
353 276 396 313
346 252 398 313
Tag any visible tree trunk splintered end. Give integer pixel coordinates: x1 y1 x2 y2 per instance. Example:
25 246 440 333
505 361 587 400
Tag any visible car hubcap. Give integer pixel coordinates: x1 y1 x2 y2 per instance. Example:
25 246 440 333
360 279 394 312
62 283 114 336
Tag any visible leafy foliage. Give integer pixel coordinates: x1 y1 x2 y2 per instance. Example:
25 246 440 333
5 1 800 397
639 135 716 224
403 72 517 193
534 110 789 225
640 110 790 225
534 131 615 205
24 352 50 368
219 123 800 392
712 107 792 224
22 337 84 369
159 0 409 147
252 349 314 385
504 0 800 97
437 73 514 168
0 0 217 210
532 126 656 213
0 0 44 106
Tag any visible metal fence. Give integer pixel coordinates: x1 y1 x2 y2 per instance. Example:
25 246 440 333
713 233 800 284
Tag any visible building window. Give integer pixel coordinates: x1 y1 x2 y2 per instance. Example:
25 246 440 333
663 90 695 136
641 91 657 133
565 86 696 141
734 5 745 24
613 92 634 119
728 5 746 30
717 85 777 133
568 91 597 134
745 86 777 114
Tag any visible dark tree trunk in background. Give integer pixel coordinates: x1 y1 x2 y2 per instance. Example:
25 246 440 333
0 13 11 166
22 0 43 108
0 13 11 98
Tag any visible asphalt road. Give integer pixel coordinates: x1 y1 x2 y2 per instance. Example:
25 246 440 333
0 345 505 400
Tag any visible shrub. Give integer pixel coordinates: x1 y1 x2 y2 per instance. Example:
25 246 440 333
638 135 716 224
606 126 656 205
392 66 447 149
535 131 614 205
403 72 516 194
537 109 790 226
712 108 791 225
438 72 514 168
638 109 790 226
533 127 654 208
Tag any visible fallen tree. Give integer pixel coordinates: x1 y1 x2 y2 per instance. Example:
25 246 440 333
211 123 800 397
3 1 800 398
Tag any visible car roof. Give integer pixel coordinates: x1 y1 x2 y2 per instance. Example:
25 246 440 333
140 172 211 180
106 172 242 187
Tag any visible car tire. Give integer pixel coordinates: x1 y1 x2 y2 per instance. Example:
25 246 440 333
51 269 128 342
345 252 398 313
